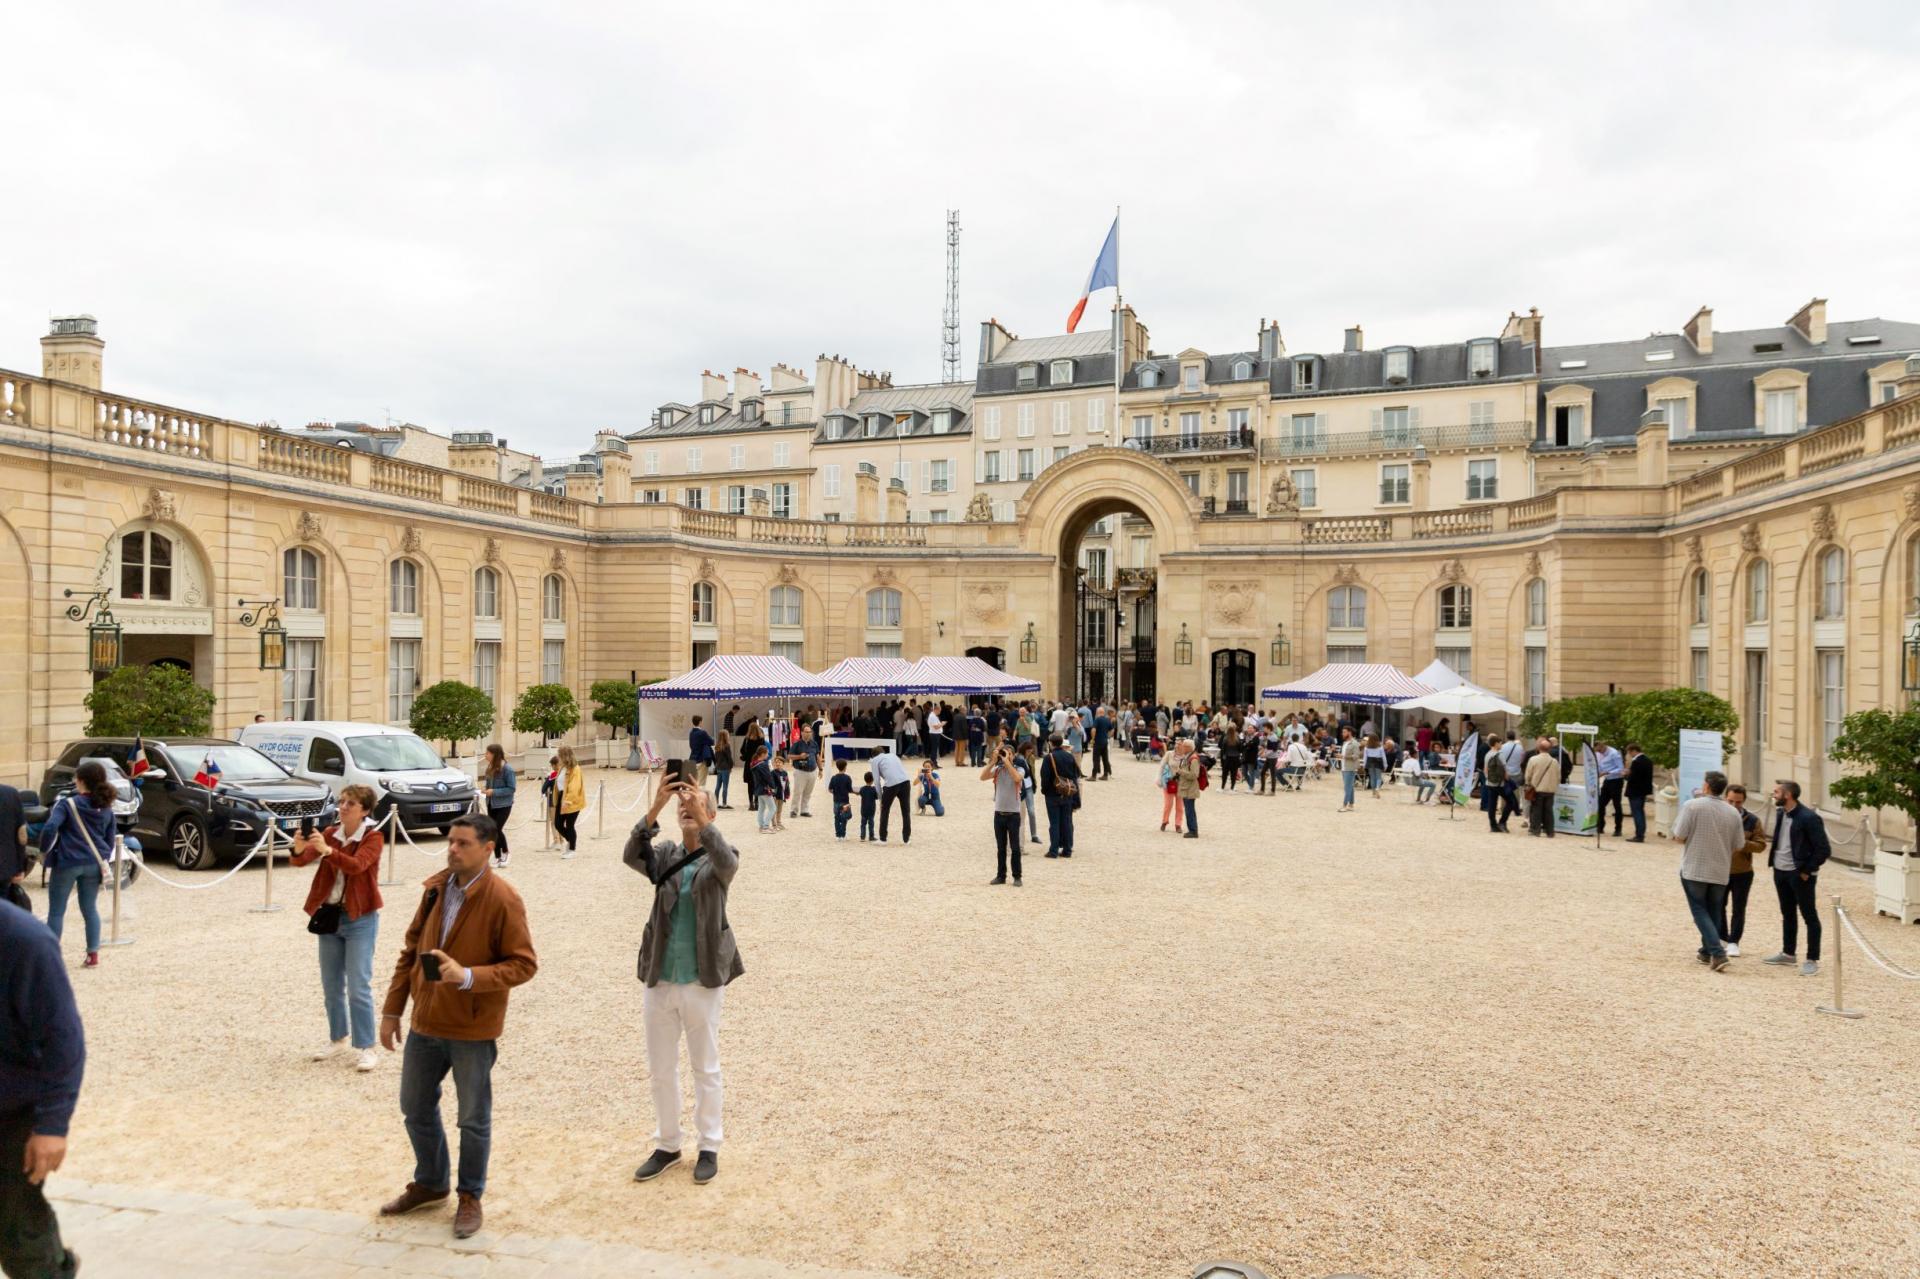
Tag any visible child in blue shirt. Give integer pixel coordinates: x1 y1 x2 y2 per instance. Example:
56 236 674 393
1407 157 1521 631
771 753 790 832
857 772 879 840
827 758 855 839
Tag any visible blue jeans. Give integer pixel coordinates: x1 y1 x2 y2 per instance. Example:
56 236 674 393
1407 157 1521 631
1681 875 1729 959
45 864 102 952
317 909 379 1048
400 1032 498 1197
1022 791 1039 840
713 769 731 806
757 795 777 830
1045 794 1074 855
1342 768 1357 806
918 787 944 816
834 803 851 838
1183 797 1198 836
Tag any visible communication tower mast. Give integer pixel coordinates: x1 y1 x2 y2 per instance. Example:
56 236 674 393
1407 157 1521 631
942 210 961 384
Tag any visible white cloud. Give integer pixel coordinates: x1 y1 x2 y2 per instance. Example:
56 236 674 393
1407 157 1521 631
2 0 1915 456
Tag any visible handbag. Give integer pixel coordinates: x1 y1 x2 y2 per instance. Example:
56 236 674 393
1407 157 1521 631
308 901 345 935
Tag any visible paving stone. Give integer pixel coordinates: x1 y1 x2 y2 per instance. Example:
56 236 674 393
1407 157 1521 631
348 1238 416 1267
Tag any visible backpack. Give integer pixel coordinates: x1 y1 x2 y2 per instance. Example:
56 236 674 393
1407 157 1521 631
1485 754 1506 785
1196 758 1210 791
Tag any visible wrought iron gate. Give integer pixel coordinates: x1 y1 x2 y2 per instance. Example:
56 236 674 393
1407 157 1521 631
1211 647 1255 707
1130 590 1157 703
1075 575 1119 706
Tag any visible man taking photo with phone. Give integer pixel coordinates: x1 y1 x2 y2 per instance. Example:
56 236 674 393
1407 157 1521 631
625 782 743 1186
980 743 1025 886
377 814 538 1239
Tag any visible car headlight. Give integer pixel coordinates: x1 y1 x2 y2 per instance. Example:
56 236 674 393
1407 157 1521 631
384 780 415 795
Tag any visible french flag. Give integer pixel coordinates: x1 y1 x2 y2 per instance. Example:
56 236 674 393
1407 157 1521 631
129 734 150 778
1064 216 1119 334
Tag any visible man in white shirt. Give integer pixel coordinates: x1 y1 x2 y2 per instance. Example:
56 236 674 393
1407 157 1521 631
925 708 944 765
1671 770 1743 971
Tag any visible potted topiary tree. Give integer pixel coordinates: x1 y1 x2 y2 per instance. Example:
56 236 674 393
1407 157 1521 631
1826 705 1920 924
510 683 579 775
84 664 217 737
408 680 496 778
589 678 640 768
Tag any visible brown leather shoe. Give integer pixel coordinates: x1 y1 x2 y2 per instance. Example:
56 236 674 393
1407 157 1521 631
379 1182 449 1216
453 1191 483 1239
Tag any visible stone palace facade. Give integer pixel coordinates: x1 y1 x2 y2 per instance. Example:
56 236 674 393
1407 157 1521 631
3 304 1918 817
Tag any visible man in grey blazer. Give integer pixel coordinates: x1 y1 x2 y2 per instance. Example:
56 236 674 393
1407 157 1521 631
624 782 743 1186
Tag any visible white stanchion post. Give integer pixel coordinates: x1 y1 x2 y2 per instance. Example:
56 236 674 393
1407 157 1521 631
596 780 606 840
381 812 400 885
1816 894 1865 1019
100 832 135 948
251 825 285 913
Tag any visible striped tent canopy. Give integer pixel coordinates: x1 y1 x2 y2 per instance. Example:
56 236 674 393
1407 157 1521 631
1261 662 1433 706
897 655 1041 696
637 654 833 700
813 656 914 695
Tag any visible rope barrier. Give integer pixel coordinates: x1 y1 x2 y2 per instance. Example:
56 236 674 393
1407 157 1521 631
134 823 275 891
1835 900 1920 982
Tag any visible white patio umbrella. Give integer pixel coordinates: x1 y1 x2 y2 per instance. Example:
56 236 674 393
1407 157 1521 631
1390 685 1522 716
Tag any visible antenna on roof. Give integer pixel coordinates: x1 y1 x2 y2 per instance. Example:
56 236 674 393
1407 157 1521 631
942 209 961 384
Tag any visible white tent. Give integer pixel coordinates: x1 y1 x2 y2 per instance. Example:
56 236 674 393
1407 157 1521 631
1262 663 1432 705
1401 660 1522 714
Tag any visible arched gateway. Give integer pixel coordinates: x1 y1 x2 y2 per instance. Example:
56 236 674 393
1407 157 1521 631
1015 447 1201 704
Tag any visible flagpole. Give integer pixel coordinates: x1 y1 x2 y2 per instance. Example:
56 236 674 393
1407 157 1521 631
1111 205 1122 440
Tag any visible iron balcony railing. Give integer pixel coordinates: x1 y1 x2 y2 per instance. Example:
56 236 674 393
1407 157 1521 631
1261 419 1532 460
1200 496 1253 516
1123 427 1256 456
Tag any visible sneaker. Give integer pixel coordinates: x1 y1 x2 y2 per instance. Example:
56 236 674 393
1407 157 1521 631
1696 953 1710 965
380 1182 450 1216
1762 952 1797 966
453 1192 483 1239
1710 954 1730 972
1012 877 1023 886
83 952 99 968
1182 832 1198 840
989 876 1007 885
561 849 577 860
633 1149 682 1182
1044 852 1059 859
693 1151 718 1185
1801 960 1819 977
355 1048 379 1072
312 1037 349 1061
1724 941 1741 957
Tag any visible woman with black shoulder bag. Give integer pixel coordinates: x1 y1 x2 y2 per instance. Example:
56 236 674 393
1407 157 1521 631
39 761 117 966
291 783 385 1071
1039 732 1081 859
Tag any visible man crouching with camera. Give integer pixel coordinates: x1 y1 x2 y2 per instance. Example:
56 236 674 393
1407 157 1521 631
624 781 743 1186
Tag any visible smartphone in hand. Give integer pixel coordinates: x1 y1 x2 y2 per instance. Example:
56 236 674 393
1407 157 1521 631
421 952 442 983
300 815 316 839
664 759 685 786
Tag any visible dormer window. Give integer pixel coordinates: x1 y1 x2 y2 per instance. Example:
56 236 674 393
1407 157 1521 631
825 419 843 441
1232 359 1253 380
1383 348 1412 384
931 410 951 434
1049 359 1074 385
1017 363 1039 388
1138 364 1161 389
740 401 758 422
700 406 716 425
866 416 884 438
1468 339 1498 378
1182 365 1200 393
1292 357 1318 392
894 415 912 438
658 409 677 429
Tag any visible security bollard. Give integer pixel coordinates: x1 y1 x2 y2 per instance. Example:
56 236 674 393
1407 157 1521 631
1815 894 1865 1019
251 825 285 913
596 780 607 840
99 832 135 948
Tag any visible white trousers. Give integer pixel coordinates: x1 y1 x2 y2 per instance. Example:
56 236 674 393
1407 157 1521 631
642 981 726 1153
789 767 817 815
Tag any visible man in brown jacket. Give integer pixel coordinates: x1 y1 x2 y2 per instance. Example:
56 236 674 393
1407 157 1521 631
376 814 537 1239
1522 737 1561 838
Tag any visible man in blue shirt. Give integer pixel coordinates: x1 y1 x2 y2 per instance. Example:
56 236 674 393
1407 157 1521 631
687 717 715 789
966 707 987 767
0 903 85 1279
1595 740 1626 837
1090 707 1114 781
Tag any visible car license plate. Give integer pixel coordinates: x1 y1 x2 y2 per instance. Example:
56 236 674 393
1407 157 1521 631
278 817 303 831
430 802 463 814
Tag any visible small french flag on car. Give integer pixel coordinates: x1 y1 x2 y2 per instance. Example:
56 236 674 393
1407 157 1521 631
193 755 222 789
130 734 150 778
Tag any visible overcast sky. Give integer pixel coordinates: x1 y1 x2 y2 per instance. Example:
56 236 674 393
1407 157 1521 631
5 1 1917 459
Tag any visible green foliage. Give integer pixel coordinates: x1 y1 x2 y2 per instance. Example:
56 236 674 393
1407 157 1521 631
1619 688 1739 771
84 664 216 737
409 680 495 757
1518 687 1738 771
590 679 639 739
510 683 579 744
1827 706 1920 828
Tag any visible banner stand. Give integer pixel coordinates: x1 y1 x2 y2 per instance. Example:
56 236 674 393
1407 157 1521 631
1557 722 1601 851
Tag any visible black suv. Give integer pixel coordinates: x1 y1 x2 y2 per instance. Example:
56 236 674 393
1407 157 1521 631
39 738 338 870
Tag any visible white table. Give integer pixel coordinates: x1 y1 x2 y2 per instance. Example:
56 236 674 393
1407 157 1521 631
828 736 897 759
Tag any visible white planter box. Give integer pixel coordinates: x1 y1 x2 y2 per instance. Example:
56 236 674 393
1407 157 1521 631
518 748 555 777
1654 786 1679 838
1874 848 1920 926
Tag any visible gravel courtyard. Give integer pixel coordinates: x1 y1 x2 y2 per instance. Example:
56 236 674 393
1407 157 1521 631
45 751 1920 1279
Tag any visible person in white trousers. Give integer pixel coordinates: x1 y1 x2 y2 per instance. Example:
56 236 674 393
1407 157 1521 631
622 782 744 1186
788 733 820 819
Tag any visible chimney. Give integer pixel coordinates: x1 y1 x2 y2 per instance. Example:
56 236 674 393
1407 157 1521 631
1343 324 1364 353
854 463 880 523
1257 319 1284 362
42 315 104 390
1500 307 1544 350
700 369 728 404
886 477 908 523
1781 295 1827 343
594 431 631 503
979 318 1016 364
562 468 599 504
733 368 760 420
768 362 807 391
1683 305 1713 355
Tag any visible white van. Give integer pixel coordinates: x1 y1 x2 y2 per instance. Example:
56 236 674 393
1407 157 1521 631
239 722 478 832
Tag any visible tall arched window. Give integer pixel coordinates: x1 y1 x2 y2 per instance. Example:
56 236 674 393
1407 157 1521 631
1691 570 1710 626
691 582 715 625
1816 548 1846 620
284 547 322 611
119 530 173 601
769 585 802 627
389 560 419 615
473 567 499 619
1909 534 1920 614
1746 560 1770 623
1525 578 1547 628
542 574 565 623
1327 585 1366 629
1437 585 1473 629
867 587 902 628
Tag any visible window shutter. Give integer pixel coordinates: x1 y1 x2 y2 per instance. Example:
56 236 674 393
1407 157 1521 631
921 460 931 492
1409 406 1422 433
975 452 986 483
1370 408 1382 433
1002 449 1014 476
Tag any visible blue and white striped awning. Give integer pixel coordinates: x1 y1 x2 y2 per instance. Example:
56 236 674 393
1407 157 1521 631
1261 662 1432 707
896 655 1041 696
813 656 915 695
637 654 835 700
